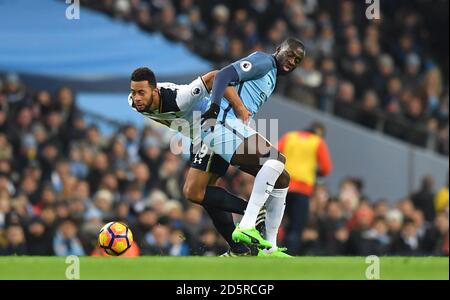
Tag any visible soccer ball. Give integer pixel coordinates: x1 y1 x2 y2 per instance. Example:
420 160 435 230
98 222 133 256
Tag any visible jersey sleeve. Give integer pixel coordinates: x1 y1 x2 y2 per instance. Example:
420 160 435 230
171 77 210 111
231 51 276 82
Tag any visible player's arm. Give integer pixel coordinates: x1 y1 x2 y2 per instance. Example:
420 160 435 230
200 70 217 92
201 52 274 130
201 71 251 124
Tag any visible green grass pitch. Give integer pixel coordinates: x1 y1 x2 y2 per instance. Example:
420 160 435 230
0 256 447 280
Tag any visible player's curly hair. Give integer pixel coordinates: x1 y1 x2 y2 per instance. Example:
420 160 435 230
131 67 156 88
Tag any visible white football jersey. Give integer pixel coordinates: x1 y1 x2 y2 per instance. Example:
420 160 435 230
128 77 210 139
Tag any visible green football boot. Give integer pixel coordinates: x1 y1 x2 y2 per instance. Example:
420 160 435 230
257 247 293 258
232 224 272 249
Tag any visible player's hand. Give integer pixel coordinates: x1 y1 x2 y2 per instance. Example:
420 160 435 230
201 103 220 133
235 106 252 125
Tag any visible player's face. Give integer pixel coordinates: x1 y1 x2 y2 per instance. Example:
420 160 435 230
275 44 305 75
130 80 155 112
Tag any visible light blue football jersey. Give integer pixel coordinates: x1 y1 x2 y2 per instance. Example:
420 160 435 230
199 52 278 162
217 51 278 121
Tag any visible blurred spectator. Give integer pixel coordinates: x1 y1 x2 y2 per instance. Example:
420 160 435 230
196 227 227 256
425 213 449 256
0 1 448 257
25 217 53 255
338 177 362 219
69 145 88 179
286 56 322 107
357 90 381 129
79 0 449 153
169 228 189 256
434 177 449 214
278 121 332 255
334 81 358 122
0 224 27 255
3 73 27 109
391 219 422 255
53 219 85 256
141 222 172 255
133 207 158 248
318 200 347 255
411 175 436 222
0 133 12 161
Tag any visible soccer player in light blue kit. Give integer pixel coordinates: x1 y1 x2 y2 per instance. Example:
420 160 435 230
196 38 306 256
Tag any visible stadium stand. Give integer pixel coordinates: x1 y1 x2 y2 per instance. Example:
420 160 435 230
80 0 449 156
0 0 448 257
0 73 448 256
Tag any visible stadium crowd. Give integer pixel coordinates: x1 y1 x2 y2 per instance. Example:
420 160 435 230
80 0 449 155
0 74 448 256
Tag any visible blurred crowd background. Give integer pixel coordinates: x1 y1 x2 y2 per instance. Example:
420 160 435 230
0 0 448 256
0 75 448 256
82 0 449 155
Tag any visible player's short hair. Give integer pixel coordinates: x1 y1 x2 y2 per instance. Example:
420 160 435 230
280 37 306 56
131 67 156 88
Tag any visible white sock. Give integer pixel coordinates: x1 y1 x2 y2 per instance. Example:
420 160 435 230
239 159 284 229
265 188 288 251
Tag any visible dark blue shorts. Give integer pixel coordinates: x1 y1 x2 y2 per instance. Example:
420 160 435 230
190 142 230 177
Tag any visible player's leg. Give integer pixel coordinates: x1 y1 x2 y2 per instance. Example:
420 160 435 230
202 121 289 250
208 174 253 255
184 144 251 255
183 169 247 214
229 133 290 251
184 143 248 214
231 134 290 229
239 164 290 257
184 153 267 231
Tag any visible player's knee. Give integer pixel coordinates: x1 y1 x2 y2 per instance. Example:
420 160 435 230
275 170 290 189
183 183 206 204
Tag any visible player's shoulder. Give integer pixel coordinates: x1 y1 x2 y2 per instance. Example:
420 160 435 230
158 82 184 101
246 51 274 62
157 82 180 110
238 51 276 72
249 51 271 58
158 81 179 90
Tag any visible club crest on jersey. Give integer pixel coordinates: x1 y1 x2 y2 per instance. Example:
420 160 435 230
240 61 252 72
191 86 202 96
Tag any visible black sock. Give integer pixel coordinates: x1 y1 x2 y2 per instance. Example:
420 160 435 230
202 186 247 215
203 205 249 253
